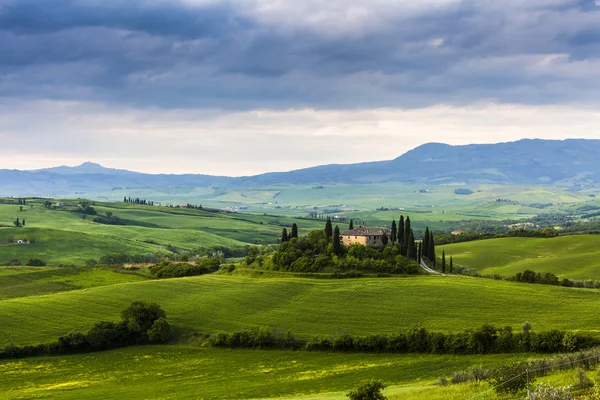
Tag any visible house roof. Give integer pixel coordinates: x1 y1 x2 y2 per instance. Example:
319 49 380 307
341 228 385 236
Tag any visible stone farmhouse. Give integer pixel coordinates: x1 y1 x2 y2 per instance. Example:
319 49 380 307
340 228 386 247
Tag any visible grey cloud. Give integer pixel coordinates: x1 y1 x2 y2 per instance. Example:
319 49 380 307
1 0 600 109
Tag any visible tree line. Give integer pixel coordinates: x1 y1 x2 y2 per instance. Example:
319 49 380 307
0 301 171 359
148 258 220 278
207 323 595 355
123 197 154 206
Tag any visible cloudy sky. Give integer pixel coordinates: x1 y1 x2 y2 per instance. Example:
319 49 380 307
1 0 600 175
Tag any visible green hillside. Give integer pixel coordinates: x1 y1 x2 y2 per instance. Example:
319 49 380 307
0 200 329 265
439 235 600 279
2 274 600 348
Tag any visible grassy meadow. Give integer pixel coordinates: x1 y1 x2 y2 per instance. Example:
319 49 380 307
0 345 528 400
440 235 600 279
3 274 600 349
0 200 329 265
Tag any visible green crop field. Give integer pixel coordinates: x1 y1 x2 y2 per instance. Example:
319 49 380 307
440 235 600 279
3 274 600 349
0 345 524 400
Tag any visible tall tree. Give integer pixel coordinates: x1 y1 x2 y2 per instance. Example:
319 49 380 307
291 223 298 239
406 230 416 260
401 216 411 256
417 242 421 264
390 220 397 243
325 217 333 239
332 225 342 255
349 219 354 230
281 228 288 243
428 231 436 263
441 251 446 273
398 216 405 252
450 256 453 273
422 227 430 259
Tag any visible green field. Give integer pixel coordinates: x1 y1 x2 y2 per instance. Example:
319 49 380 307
0 266 147 300
3 273 600 349
0 201 329 265
0 345 524 400
440 235 600 279
3 265 600 398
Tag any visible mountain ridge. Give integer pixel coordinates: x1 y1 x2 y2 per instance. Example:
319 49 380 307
2 138 599 195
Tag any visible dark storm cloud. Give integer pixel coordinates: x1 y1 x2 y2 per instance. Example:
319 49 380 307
1 0 600 109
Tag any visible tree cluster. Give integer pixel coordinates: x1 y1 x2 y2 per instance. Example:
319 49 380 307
305 324 592 355
123 197 154 206
206 324 594 356
0 301 171 360
208 326 297 350
93 211 125 225
12 218 24 227
148 258 220 278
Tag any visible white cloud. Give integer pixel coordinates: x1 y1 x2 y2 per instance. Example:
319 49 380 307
1 99 600 176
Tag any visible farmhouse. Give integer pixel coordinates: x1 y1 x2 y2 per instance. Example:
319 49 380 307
341 228 386 247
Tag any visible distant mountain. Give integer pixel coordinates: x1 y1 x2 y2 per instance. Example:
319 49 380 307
1 139 599 195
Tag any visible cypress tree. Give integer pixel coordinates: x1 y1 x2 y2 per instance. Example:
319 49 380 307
325 217 333 239
422 227 430 259
332 225 342 255
281 228 288 243
349 219 354 230
406 230 415 260
391 220 397 243
450 256 453 273
22 219 25 227
291 223 298 239
401 216 411 256
417 242 421 264
442 251 446 273
398 216 405 251
428 231 436 262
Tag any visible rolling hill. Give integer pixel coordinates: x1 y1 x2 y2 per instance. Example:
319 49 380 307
439 235 600 280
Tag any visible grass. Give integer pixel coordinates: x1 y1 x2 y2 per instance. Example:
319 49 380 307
0 201 328 265
0 266 147 301
0 345 523 400
439 235 600 279
3 274 600 348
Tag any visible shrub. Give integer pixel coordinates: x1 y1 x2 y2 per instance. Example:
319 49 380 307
147 318 172 343
530 383 572 400
121 301 166 333
346 379 387 400
575 368 594 390
4 258 21 266
490 362 531 395
26 258 46 266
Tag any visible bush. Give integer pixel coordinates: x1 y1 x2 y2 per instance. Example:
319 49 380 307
122 301 166 333
530 383 572 400
490 362 531 395
4 258 21 266
147 317 172 343
26 258 46 266
148 259 220 278
346 379 387 400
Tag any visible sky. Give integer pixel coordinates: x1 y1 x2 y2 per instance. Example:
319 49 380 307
1 0 600 175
